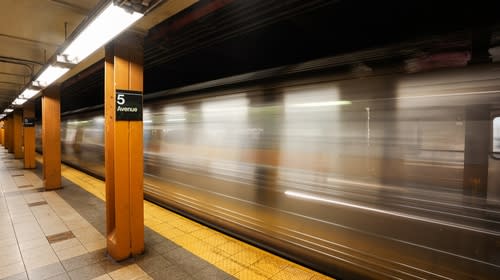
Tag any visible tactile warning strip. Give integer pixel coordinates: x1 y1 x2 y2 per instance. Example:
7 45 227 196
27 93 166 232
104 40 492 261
59 163 333 280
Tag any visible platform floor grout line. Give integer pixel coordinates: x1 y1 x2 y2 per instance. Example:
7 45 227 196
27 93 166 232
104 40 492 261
0 151 332 279
31 155 236 280
0 152 153 280
48 157 333 280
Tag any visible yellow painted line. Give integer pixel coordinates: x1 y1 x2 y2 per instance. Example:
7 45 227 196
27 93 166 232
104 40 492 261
36 156 332 279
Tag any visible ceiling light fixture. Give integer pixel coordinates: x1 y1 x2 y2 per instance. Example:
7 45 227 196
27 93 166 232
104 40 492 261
32 65 70 88
12 98 28 105
20 88 40 99
4 0 148 113
60 2 143 64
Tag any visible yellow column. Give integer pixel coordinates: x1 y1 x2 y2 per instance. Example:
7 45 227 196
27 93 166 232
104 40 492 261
4 119 9 150
104 32 144 260
13 109 23 159
3 119 6 150
10 115 14 153
0 121 4 146
7 115 14 153
5 115 10 152
23 102 36 168
42 85 62 190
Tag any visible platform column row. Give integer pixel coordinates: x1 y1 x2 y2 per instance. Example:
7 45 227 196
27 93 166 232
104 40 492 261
2 110 24 158
0 92 60 189
1 32 145 263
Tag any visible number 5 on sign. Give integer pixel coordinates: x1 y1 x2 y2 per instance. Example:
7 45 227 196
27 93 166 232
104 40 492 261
117 94 125 105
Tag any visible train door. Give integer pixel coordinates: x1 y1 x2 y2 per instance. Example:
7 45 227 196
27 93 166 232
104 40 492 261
488 112 500 204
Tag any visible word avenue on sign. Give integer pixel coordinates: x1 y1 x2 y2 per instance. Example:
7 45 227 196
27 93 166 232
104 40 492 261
115 90 143 121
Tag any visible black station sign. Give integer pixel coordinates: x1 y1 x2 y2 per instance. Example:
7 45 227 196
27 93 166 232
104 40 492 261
23 117 35 127
115 90 143 121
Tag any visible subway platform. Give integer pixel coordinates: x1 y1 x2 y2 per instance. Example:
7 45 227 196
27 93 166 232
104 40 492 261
0 148 332 280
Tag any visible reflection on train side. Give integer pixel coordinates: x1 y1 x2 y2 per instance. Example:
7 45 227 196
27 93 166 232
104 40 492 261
43 62 500 279
494 117 500 153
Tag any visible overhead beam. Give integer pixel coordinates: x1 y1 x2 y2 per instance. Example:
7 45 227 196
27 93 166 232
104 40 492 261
0 33 59 47
0 86 19 91
0 55 44 66
0 71 29 77
49 0 90 15
0 81 24 87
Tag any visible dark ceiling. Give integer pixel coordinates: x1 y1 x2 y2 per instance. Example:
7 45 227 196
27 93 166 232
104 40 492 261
56 0 500 113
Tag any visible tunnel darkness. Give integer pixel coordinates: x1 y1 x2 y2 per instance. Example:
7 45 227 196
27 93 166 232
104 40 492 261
39 0 500 115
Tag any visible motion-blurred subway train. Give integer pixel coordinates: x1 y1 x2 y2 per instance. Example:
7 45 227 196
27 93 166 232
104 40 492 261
36 56 500 279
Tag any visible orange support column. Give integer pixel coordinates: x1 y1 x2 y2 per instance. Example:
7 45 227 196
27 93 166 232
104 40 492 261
5 118 9 150
13 109 23 159
104 32 144 261
23 102 36 168
3 118 7 150
42 85 62 190
0 122 4 146
6 115 13 153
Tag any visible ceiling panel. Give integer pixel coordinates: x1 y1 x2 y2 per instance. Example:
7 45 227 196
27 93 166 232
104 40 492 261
0 0 100 108
0 0 197 110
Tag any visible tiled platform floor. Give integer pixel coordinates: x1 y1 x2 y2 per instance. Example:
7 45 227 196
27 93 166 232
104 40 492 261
0 148 332 280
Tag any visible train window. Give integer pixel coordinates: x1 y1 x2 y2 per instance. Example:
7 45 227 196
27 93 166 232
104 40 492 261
493 117 500 157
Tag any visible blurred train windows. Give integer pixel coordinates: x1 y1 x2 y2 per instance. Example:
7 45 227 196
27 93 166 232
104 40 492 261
280 83 349 180
144 104 187 153
164 105 186 123
494 116 500 155
201 95 249 147
201 96 248 119
162 105 186 144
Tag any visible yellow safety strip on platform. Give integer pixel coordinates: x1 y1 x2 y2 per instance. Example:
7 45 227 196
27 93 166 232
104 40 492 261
49 159 331 280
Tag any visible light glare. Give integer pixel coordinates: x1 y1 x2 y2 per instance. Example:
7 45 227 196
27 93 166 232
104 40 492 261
62 3 143 63
13 98 28 105
289 100 352 107
34 65 70 87
166 118 186 122
20 88 40 99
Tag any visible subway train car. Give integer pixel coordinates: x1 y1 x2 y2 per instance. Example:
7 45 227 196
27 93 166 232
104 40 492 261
37 57 500 279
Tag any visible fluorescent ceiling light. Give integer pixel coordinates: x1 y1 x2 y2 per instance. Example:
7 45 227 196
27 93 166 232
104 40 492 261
13 98 28 105
20 88 40 99
34 65 70 87
13 99 27 105
61 2 143 64
4 108 13 113
1 2 143 113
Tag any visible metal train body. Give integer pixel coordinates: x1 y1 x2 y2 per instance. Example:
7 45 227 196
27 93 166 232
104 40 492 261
37 60 500 279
